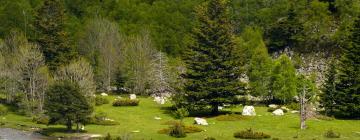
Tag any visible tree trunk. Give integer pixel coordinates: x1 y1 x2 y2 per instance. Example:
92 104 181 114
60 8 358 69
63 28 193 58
300 87 307 130
66 118 72 132
211 104 219 115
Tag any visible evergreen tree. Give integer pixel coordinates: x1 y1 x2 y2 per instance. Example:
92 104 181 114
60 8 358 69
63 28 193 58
35 0 76 71
333 17 360 118
248 43 272 97
270 54 297 104
183 0 243 114
320 59 337 116
45 80 93 131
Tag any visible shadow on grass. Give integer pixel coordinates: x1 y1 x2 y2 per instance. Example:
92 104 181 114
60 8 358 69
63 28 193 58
38 127 87 137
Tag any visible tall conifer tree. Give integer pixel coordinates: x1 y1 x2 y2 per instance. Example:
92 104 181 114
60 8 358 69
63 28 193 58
183 0 243 114
333 17 360 118
35 0 76 71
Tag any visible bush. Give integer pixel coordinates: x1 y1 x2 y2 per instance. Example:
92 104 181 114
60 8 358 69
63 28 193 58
204 137 216 140
324 129 340 138
316 115 335 121
158 121 203 135
32 114 50 124
112 99 139 106
172 108 189 120
169 121 186 138
215 114 251 121
95 96 109 106
90 111 119 125
0 104 8 116
234 128 271 139
287 102 300 110
184 125 203 133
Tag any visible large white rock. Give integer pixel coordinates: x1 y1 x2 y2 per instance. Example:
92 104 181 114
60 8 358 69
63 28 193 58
129 94 136 100
101 93 108 96
154 96 166 104
281 106 290 111
291 110 299 114
272 109 284 116
194 117 208 125
242 106 256 116
268 104 278 108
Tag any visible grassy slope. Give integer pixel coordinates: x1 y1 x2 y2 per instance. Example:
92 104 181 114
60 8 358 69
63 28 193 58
1 96 359 140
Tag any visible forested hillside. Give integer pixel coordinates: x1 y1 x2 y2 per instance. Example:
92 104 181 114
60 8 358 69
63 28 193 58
0 0 359 139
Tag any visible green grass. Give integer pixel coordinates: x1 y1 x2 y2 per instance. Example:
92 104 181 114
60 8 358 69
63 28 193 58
1 95 360 140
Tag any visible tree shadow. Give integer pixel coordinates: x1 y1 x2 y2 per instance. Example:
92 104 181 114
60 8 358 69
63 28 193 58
38 127 87 137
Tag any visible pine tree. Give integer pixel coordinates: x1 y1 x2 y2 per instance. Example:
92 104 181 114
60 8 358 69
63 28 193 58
35 0 76 71
183 0 243 114
248 43 272 97
333 17 360 118
320 59 337 116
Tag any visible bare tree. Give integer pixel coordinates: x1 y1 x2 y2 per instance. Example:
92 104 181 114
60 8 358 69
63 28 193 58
297 74 317 129
150 51 173 97
121 31 154 95
55 58 96 101
80 18 121 91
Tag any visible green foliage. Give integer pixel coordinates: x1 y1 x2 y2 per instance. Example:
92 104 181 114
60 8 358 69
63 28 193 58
233 128 271 139
248 42 272 97
0 104 8 116
320 59 337 116
169 121 186 138
332 17 360 118
34 0 76 71
44 80 93 131
270 55 297 104
32 114 50 124
324 129 340 138
95 96 110 106
112 99 139 107
182 0 244 114
172 108 189 120
287 102 300 110
204 137 216 140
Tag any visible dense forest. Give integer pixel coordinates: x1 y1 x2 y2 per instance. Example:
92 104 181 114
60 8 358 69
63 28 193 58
0 0 359 139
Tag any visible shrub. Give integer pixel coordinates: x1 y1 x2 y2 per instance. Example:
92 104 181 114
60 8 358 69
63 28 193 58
215 114 251 121
112 99 139 106
90 111 119 125
287 102 300 110
32 114 50 124
0 104 8 116
316 115 335 121
234 128 271 139
324 129 340 138
158 121 203 135
95 96 109 106
204 137 216 140
184 125 203 133
169 121 186 138
172 108 189 120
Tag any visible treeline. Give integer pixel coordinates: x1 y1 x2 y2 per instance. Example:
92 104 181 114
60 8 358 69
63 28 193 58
0 0 359 120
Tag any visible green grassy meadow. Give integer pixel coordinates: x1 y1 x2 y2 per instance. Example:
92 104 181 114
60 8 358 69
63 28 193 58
1 95 359 140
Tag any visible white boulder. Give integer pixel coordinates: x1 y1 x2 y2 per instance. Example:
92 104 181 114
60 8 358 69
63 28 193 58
194 117 208 125
218 106 223 110
101 93 108 96
272 109 284 116
291 110 299 114
129 94 137 100
268 104 278 108
154 96 166 104
80 125 85 131
242 106 256 116
281 106 290 111
154 116 162 120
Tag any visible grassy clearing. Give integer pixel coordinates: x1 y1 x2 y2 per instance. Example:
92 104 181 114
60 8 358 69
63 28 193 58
1 95 359 140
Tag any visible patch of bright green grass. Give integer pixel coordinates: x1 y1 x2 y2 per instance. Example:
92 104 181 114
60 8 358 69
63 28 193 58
1 95 360 140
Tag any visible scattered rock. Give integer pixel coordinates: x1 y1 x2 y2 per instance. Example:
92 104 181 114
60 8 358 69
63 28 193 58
154 117 162 120
272 109 284 116
268 104 278 108
154 96 166 104
242 106 256 116
194 117 208 125
101 93 108 96
281 106 290 111
129 94 136 100
291 110 299 114
218 106 223 110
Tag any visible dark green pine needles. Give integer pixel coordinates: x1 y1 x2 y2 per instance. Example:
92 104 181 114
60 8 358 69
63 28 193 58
182 0 244 114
